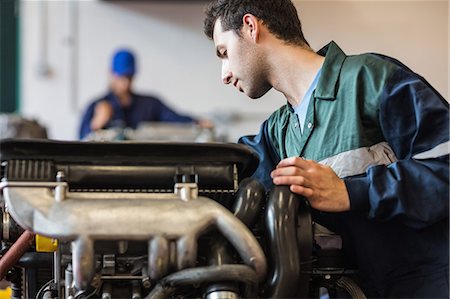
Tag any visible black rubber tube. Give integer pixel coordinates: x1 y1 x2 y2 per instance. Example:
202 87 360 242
144 265 258 299
263 186 312 298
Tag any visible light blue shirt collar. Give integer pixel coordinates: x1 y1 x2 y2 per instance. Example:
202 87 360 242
293 68 322 134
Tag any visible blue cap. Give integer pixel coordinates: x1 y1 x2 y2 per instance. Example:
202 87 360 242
112 49 136 76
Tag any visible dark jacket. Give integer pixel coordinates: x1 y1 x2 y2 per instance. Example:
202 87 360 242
79 92 195 139
240 41 449 297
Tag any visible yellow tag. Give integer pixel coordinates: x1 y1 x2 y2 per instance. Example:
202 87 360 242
0 287 12 299
35 235 58 252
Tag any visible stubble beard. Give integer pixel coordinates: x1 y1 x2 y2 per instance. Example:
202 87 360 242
241 45 272 99
247 67 272 99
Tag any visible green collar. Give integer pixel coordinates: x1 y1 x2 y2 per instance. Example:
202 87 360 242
315 41 347 101
285 41 347 113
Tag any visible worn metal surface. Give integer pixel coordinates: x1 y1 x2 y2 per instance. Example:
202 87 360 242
2 181 267 289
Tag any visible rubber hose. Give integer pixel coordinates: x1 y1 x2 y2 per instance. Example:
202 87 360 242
0 230 35 280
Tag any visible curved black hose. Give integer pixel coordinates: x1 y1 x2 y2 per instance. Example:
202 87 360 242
336 276 367 299
144 265 258 299
263 186 312 298
205 178 266 297
232 177 265 228
207 177 265 266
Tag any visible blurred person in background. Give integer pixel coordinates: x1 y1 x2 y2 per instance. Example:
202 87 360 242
79 49 211 140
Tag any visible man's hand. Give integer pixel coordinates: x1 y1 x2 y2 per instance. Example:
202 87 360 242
90 101 113 131
271 157 350 212
197 119 214 129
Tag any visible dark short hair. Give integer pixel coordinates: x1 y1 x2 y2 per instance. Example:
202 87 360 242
204 0 309 47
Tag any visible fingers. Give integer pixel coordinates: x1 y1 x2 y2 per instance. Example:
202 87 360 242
271 157 351 212
271 166 299 178
271 157 312 195
272 174 308 187
276 156 309 168
271 156 311 179
290 184 314 198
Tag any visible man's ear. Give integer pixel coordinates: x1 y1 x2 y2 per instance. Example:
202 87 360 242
242 14 260 42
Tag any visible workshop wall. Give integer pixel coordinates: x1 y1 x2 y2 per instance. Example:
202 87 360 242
19 0 449 141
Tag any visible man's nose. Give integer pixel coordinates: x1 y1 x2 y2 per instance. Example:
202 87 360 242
221 60 232 85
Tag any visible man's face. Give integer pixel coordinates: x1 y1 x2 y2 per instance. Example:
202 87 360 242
212 19 271 99
110 74 133 97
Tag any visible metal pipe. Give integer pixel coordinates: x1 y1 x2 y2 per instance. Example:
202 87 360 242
54 245 62 298
72 236 94 291
148 236 169 279
65 264 74 299
3 185 267 280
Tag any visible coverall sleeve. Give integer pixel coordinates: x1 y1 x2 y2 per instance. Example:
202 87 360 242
79 103 96 140
344 68 449 229
155 99 196 123
238 120 280 191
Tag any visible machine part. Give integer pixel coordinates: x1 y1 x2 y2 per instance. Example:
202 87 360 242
296 190 314 297
0 209 24 244
35 279 55 299
0 230 35 280
6 267 22 299
0 180 67 191
232 177 265 228
55 171 67 202
335 276 367 299
206 290 239 299
2 182 267 284
72 237 95 291
117 241 128 254
15 252 54 299
54 246 62 297
0 139 259 192
148 237 169 279
205 283 240 299
102 283 112 299
4 159 53 181
102 254 116 276
65 264 73 299
2 211 9 241
17 252 53 268
174 182 198 202
0 209 23 243
263 186 312 298
205 177 265 287
174 173 198 201
144 265 258 299
141 267 152 289
131 281 141 299
36 235 58 252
